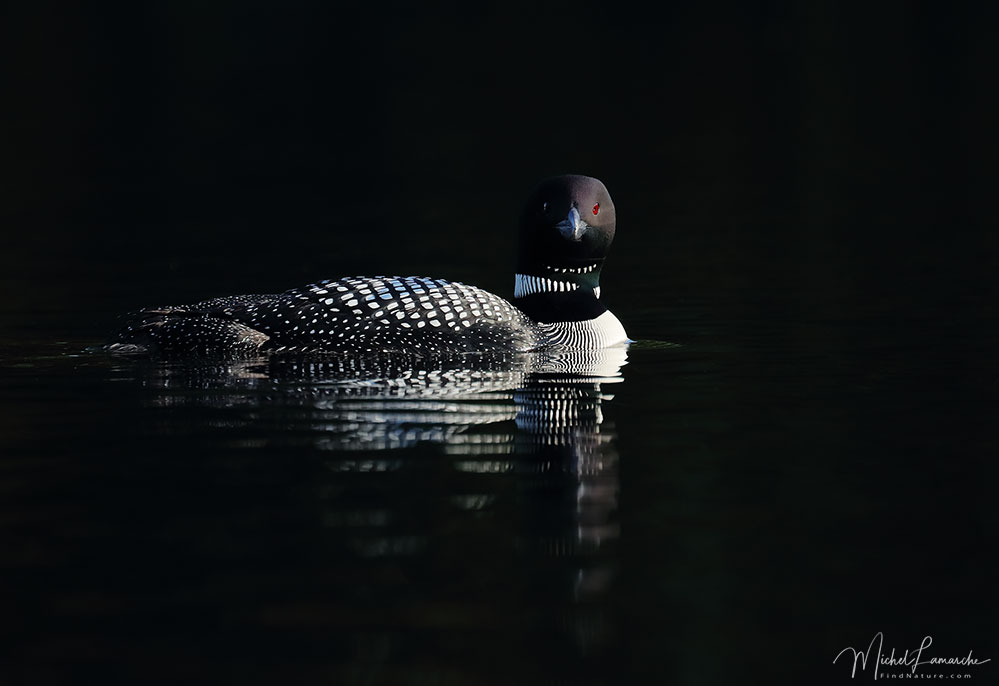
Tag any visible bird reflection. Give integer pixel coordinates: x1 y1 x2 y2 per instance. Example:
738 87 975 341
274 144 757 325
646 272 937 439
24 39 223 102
114 346 626 658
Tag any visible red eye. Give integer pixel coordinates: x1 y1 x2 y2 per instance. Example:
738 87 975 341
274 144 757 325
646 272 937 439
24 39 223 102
592 203 600 215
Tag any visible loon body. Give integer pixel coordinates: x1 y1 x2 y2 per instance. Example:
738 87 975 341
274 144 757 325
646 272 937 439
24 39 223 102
107 175 628 356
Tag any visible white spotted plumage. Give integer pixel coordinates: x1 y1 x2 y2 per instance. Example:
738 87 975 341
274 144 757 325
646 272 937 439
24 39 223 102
110 276 541 356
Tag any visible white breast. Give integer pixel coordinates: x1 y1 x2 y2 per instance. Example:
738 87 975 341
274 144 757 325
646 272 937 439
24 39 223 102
536 310 630 349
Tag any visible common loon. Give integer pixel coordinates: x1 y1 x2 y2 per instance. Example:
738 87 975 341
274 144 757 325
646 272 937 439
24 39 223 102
107 175 629 356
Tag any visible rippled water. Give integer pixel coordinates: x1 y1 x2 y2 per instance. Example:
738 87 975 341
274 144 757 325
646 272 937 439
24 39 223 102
2 277 995 684
4 328 630 683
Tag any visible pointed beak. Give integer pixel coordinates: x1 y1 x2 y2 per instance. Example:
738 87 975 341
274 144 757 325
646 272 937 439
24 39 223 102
557 207 587 241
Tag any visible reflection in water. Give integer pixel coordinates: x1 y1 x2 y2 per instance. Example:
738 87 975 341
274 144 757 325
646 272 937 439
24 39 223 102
115 347 626 667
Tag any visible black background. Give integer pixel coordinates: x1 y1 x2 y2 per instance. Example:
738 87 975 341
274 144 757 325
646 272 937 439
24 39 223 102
4 2 996 318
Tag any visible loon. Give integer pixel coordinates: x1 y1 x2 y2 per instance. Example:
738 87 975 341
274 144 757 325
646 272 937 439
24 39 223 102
107 175 629 356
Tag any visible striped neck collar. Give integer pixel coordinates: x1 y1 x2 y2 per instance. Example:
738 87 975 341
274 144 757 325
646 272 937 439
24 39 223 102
514 272 601 300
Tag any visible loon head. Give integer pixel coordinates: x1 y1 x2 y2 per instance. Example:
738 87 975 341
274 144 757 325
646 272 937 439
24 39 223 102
515 175 616 309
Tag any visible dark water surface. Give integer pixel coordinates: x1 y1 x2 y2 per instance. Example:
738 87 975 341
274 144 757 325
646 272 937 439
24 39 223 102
1 253 995 684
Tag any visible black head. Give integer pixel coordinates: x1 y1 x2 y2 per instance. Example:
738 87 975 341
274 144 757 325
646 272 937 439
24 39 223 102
517 174 616 276
512 175 618 322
